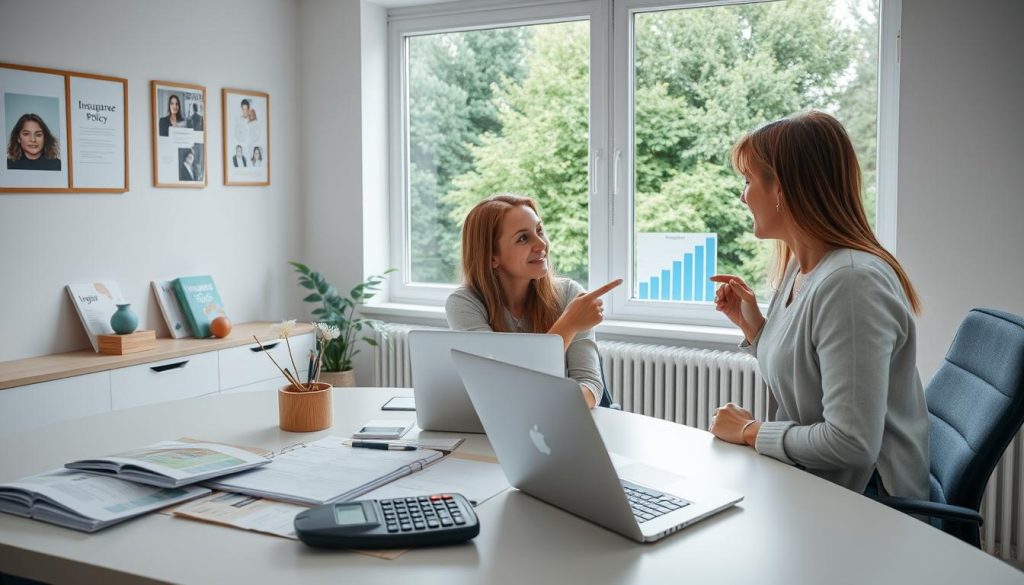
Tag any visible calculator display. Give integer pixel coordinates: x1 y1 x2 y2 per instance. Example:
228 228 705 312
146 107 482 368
333 503 368 525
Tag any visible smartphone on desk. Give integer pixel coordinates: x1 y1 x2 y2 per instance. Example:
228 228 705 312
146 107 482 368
352 419 412 440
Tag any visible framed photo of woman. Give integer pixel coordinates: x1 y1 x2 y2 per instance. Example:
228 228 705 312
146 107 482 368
0 63 71 191
222 88 269 186
151 80 206 188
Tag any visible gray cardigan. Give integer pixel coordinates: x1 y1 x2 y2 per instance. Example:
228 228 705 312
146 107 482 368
743 248 930 499
444 278 604 405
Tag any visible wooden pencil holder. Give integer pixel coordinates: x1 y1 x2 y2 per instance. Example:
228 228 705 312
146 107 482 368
278 382 333 432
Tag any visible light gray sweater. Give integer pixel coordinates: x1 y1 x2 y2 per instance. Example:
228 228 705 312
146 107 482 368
743 248 930 499
444 278 604 405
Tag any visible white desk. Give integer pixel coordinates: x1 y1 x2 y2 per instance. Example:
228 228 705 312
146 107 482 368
0 388 1020 584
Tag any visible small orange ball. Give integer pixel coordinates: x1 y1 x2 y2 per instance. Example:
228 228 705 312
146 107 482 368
210 316 232 338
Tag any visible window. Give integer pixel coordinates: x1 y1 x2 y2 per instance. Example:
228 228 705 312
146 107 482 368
388 0 898 327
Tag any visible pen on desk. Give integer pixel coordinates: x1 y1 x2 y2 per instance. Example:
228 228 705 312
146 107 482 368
306 350 315 385
350 441 417 451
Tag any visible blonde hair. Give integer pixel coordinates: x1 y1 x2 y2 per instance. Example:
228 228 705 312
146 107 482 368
460 194 561 332
731 111 921 314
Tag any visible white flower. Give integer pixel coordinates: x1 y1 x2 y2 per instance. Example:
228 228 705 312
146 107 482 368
269 319 298 338
314 322 341 341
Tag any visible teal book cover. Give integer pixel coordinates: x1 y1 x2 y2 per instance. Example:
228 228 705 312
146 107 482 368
172 275 226 338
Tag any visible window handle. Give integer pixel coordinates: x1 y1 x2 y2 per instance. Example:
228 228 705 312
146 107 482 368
590 149 603 196
150 360 189 373
250 342 280 352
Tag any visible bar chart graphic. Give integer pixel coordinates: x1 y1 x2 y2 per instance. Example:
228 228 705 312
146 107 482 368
636 233 717 302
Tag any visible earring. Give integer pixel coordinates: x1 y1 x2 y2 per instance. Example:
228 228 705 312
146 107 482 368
776 199 782 212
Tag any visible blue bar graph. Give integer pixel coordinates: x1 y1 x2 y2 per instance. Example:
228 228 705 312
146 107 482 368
705 237 717 300
636 234 718 303
672 261 682 301
694 245 705 302
683 254 693 301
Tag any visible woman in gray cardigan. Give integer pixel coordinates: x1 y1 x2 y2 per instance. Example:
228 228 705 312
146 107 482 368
445 194 621 409
708 112 929 500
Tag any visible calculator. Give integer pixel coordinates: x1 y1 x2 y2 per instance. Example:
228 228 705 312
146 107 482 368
294 493 480 549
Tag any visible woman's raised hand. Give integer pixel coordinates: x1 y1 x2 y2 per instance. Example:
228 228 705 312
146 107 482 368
549 279 622 349
709 275 765 343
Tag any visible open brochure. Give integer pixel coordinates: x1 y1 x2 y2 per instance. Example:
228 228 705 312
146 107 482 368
65 440 272 488
204 436 444 505
0 469 209 533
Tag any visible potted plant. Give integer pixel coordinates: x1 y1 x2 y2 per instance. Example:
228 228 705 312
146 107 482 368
290 262 393 387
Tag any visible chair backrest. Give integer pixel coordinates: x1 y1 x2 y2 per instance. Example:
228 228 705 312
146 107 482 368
926 308 1024 513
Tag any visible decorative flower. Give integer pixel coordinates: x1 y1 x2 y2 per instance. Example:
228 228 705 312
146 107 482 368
269 319 298 338
314 322 341 341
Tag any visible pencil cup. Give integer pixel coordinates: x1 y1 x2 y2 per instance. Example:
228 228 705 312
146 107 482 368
278 383 333 432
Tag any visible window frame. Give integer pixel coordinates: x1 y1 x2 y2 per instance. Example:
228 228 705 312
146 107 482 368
384 0 901 328
387 0 610 305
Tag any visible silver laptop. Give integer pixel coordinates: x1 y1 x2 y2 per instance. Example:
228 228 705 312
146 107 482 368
451 348 743 543
409 330 564 433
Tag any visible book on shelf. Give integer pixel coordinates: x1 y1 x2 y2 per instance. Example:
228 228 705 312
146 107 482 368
65 281 127 352
151 279 193 338
64 440 272 489
204 436 444 506
172 275 226 338
0 469 209 533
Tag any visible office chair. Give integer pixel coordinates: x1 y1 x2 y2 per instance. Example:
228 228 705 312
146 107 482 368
597 352 622 410
873 308 1024 547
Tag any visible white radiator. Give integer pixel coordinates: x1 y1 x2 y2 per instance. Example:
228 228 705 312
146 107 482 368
372 321 1023 564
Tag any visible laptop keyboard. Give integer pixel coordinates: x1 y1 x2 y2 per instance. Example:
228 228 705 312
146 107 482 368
621 481 690 523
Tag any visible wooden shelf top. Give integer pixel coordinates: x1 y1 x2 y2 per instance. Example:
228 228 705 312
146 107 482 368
0 322 315 391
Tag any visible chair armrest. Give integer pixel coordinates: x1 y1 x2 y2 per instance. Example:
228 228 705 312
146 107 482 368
873 496 984 526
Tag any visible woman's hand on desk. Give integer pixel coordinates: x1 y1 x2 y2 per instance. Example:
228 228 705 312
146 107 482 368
710 403 760 447
710 275 765 343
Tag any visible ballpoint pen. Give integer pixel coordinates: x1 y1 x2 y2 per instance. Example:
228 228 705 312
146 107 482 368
350 441 417 451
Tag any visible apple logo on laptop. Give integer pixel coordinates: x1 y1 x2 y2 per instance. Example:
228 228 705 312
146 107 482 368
529 424 551 456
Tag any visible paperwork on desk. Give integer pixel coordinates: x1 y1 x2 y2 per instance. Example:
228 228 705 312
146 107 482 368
361 455 509 504
0 469 209 533
204 436 443 505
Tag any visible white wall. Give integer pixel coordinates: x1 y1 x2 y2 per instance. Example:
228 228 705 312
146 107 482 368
898 0 1024 380
0 0 304 361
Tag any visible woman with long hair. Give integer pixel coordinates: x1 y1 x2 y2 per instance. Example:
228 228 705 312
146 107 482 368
709 111 929 500
446 194 621 408
6 113 61 171
158 94 184 137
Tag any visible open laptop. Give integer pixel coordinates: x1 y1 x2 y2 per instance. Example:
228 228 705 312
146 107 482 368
408 330 564 433
450 348 743 543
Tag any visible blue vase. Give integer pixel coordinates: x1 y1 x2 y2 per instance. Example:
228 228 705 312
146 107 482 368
110 303 139 334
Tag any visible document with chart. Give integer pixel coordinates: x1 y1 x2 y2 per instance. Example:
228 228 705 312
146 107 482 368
205 436 444 505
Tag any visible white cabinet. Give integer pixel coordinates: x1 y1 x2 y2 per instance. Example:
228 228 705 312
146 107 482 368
219 333 314 392
110 351 219 410
0 372 110 436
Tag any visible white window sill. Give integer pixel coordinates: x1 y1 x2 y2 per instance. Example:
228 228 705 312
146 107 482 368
360 302 745 346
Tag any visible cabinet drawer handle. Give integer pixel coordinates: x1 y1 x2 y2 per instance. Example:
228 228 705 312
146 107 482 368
150 360 189 373
250 342 280 352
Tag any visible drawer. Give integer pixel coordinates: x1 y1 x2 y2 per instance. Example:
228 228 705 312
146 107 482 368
219 332 314 390
0 372 111 436
110 351 219 410
220 377 288 395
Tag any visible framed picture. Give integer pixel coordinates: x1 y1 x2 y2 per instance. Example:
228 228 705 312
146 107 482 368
151 80 206 188
0 62 128 193
222 88 269 186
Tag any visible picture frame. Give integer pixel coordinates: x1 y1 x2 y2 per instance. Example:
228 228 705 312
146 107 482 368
151 80 207 188
0 62 128 193
222 88 269 186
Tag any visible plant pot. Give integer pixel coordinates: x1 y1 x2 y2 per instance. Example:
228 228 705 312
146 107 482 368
278 382 333 432
318 370 356 388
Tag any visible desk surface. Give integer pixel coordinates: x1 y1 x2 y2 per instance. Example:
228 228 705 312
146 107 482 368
0 388 1020 585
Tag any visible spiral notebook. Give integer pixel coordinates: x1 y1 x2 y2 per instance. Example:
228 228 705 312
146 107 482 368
204 436 444 505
